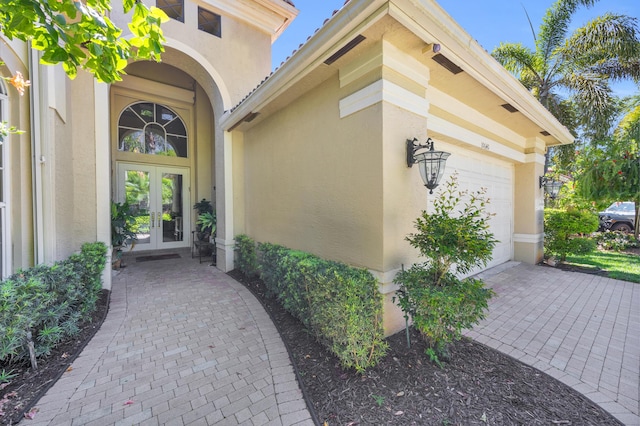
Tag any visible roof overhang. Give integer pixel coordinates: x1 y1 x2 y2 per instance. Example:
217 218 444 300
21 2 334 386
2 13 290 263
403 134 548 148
198 0 298 42
220 0 574 148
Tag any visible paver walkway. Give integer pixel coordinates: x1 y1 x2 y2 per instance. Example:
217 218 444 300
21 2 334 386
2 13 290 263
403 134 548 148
29 250 313 426
25 254 639 425
466 262 640 426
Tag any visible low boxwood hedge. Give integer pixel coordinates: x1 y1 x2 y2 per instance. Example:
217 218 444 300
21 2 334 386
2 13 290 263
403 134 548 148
236 235 387 372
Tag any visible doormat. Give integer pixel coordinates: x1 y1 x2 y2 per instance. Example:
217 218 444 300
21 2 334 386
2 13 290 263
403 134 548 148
136 253 181 262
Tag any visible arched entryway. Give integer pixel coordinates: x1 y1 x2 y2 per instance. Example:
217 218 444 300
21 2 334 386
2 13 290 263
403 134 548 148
110 58 220 255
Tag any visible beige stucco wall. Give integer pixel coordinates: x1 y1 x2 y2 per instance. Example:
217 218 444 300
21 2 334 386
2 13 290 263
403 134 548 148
380 103 429 272
36 68 99 262
1 39 34 272
240 74 385 270
111 0 272 108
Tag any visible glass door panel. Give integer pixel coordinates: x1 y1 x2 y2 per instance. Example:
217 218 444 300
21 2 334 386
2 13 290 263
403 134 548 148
117 163 189 251
161 172 184 243
124 169 151 248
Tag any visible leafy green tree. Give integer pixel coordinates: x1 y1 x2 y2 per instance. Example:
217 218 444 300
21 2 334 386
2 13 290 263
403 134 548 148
0 0 168 83
492 0 640 170
576 98 640 238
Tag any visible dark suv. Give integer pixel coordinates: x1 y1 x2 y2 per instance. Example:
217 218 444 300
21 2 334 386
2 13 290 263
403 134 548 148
598 202 636 233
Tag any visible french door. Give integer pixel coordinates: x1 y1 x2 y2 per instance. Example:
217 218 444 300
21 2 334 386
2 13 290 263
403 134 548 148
116 163 190 251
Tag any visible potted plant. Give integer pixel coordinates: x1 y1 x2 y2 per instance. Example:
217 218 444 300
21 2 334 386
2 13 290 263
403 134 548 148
111 201 137 269
193 198 213 241
197 211 216 241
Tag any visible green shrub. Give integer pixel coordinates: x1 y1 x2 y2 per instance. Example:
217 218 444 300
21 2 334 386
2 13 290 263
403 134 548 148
394 265 493 358
256 241 388 372
235 234 259 278
306 263 388 371
544 208 598 261
406 173 497 283
595 230 639 251
0 242 107 365
394 173 496 363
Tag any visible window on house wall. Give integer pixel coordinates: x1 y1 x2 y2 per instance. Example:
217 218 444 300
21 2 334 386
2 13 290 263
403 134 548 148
157 0 184 22
198 7 221 37
118 102 188 158
0 81 9 278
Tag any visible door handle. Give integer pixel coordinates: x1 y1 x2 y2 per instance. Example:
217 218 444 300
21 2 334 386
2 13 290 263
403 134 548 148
150 212 155 228
157 212 162 228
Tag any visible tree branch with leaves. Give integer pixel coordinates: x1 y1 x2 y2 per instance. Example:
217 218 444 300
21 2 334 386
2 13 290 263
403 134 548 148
0 0 168 83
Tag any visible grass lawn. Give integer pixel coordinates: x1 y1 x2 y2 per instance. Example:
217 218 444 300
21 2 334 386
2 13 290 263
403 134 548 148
565 250 640 283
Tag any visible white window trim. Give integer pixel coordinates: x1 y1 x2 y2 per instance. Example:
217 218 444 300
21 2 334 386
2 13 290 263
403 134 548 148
0 80 12 278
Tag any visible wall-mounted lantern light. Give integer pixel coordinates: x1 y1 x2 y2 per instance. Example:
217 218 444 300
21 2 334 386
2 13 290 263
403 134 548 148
539 176 563 200
407 138 451 194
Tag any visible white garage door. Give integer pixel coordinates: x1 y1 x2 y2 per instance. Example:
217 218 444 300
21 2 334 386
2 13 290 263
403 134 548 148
449 153 514 274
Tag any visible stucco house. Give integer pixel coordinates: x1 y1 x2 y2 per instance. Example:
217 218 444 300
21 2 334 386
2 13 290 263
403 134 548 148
0 0 572 334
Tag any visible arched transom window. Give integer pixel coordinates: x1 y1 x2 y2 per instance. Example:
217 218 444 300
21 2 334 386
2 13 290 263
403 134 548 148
118 102 188 158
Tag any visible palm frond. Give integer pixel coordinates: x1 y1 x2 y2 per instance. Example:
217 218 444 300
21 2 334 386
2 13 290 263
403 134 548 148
589 58 640 83
562 14 640 67
563 72 613 112
537 0 597 62
492 43 541 82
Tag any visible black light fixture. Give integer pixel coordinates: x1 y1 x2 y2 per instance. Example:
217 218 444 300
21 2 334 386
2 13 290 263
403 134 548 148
407 138 451 194
539 176 563 199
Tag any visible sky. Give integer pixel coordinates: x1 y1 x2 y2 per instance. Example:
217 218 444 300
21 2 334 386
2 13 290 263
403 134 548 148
272 0 640 97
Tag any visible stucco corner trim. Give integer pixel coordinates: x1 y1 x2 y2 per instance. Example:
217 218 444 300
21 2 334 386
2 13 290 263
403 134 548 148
339 79 429 119
524 152 546 165
369 267 402 295
513 233 544 244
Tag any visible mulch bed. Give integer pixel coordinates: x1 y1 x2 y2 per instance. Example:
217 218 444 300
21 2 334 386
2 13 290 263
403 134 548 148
0 290 110 425
229 270 623 426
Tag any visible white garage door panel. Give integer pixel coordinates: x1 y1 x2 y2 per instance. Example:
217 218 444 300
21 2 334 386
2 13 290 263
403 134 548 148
452 156 514 274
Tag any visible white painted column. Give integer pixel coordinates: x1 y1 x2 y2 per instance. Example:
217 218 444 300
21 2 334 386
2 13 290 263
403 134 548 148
215 130 235 272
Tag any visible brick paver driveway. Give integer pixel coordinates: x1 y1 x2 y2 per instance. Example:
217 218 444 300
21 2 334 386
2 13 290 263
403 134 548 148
467 262 639 426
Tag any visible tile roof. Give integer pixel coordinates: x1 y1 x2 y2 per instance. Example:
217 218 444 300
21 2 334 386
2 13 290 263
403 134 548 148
229 0 352 113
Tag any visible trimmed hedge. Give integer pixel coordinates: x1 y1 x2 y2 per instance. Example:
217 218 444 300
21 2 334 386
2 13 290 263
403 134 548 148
236 236 388 372
0 242 107 364
235 234 259 278
544 208 598 261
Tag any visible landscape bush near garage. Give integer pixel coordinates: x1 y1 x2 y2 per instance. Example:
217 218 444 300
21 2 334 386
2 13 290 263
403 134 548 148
544 208 599 261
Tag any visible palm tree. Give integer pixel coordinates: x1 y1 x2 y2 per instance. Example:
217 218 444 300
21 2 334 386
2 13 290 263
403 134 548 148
492 0 640 160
